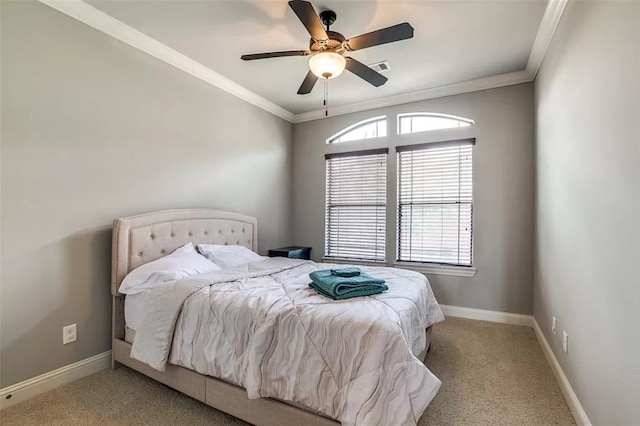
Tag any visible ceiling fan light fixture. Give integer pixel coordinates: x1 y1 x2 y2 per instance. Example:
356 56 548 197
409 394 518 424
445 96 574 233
309 52 346 79
241 2 414 95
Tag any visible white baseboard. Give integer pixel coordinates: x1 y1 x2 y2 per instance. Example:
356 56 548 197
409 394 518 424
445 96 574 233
440 304 534 327
533 320 592 426
0 350 112 410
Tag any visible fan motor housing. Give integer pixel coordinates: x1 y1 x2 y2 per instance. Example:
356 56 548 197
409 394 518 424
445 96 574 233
309 31 346 54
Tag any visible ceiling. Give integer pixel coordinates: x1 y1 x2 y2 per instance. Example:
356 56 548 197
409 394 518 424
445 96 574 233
86 0 548 116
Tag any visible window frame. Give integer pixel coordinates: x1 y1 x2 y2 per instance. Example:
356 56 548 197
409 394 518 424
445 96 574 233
396 112 474 135
321 113 478 277
326 115 387 144
395 138 475 268
324 148 388 262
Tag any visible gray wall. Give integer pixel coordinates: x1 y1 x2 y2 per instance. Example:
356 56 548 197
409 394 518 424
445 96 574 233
534 1 639 424
292 83 535 314
0 1 292 388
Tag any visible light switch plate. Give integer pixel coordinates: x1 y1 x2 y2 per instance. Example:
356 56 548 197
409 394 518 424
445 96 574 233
562 331 568 353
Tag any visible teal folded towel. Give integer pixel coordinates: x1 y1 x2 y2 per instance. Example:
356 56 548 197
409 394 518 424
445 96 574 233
308 269 387 300
330 267 361 277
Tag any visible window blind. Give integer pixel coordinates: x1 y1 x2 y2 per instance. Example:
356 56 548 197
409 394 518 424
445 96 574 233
397 139 474 266
325 149 388 261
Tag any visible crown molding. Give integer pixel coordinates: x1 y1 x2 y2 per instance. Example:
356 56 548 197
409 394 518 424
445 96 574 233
526 0 569 78
294 0 567 123
292 70 533 123
38 0 295 123
39 0 565 125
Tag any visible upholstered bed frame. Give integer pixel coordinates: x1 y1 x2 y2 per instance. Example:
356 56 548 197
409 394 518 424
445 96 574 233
111 209 432 426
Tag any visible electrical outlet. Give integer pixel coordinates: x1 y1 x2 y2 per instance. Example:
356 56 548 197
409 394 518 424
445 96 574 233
562 331 568 353
552 317 557 335
63 324 77 345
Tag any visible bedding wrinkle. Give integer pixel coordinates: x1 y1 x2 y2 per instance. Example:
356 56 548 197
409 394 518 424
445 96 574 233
377 298 423 358
133 258 444 426
271 281 343 411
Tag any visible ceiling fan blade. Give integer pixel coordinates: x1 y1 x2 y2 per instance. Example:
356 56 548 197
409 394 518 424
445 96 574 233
241 50 310 60
297 70 318 95
288 0 328 41
345 23 414 51
345 57 388 87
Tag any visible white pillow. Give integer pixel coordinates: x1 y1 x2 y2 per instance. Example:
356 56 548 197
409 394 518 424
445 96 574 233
197 244 263 269
118 243 221 295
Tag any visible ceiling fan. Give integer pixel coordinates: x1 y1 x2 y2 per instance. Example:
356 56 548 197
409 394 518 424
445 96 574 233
241 0 414 95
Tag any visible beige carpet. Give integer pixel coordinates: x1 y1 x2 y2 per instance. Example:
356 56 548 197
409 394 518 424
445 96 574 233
0 318 575 425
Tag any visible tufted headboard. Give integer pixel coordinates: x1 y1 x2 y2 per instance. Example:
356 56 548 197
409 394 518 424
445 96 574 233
111 209 258 296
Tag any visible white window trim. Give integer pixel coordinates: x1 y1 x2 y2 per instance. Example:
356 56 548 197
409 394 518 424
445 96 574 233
393 262 477 277
395 139 475 267
326 115 387 144
321 258 477 277
324 149 388 262
322 113 479 278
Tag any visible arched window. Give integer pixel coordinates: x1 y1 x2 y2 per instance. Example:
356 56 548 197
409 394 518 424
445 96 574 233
397 113 474 135
327 116 387 144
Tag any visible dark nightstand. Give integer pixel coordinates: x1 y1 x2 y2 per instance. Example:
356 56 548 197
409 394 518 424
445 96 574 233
268 246 311 260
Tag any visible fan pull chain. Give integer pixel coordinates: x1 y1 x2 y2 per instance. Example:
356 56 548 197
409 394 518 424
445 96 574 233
323 77 329 117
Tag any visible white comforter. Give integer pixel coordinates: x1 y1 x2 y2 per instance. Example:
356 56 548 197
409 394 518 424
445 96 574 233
131 258 444 426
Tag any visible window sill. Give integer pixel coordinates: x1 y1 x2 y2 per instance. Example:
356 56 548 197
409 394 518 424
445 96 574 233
321 258 476 277
392 262 477 277
321 257 386 266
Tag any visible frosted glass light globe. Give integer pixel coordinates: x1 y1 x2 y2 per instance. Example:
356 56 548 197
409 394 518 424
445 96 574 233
309 52 346 79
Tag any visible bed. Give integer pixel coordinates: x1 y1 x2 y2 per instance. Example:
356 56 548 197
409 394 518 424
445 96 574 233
111 209 444 426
